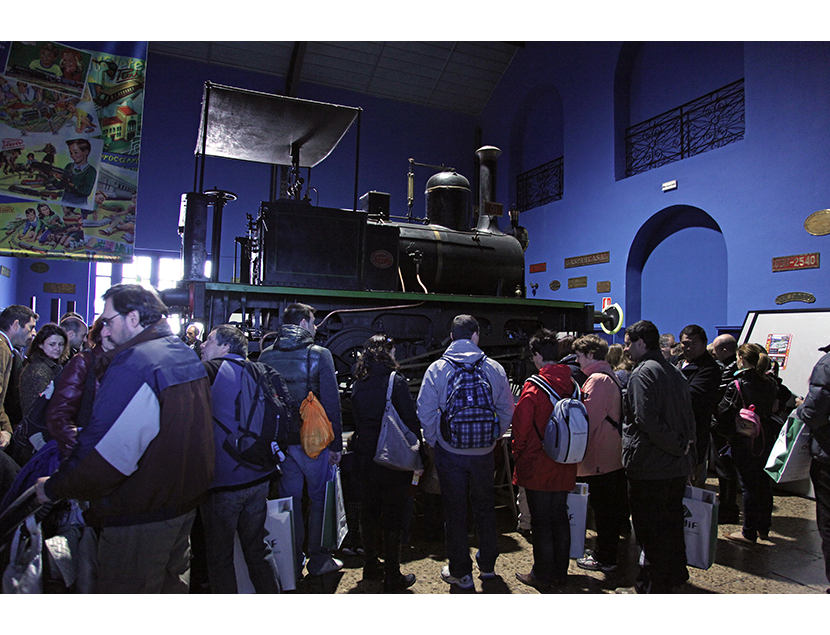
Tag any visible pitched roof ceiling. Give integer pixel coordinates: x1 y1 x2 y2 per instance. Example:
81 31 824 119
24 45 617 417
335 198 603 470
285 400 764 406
149 41 521 115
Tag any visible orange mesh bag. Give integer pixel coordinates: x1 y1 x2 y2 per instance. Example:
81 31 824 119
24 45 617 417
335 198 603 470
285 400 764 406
299 391 335 459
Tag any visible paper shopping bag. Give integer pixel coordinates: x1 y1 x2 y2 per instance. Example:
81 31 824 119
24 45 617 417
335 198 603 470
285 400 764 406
683 485 718 569
321 465 348 550
567 482 589 559
235 497 296 592
764 416 813 483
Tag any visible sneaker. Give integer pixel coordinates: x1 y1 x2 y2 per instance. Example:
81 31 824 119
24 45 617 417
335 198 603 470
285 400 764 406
475 552 497 579
576 551 618 572
309 557 344 576
440 565 474 590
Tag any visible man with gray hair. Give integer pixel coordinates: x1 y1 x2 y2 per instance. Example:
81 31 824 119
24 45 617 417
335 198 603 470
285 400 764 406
36 284 214 593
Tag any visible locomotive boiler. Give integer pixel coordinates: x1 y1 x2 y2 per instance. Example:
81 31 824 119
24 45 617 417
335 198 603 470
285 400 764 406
161 83 615 423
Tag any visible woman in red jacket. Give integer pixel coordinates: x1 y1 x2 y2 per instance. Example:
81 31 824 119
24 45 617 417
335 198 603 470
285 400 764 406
512 329 577 589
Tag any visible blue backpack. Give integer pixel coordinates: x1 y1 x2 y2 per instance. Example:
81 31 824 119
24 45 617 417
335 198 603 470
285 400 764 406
526 374 590 464
439 356 500 449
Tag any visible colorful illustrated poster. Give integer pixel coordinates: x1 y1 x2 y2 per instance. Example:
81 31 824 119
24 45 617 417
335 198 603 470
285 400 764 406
0 41 146 262
766 333 793 371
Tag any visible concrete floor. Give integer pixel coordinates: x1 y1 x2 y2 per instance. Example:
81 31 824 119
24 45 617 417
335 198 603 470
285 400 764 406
294 476 828 594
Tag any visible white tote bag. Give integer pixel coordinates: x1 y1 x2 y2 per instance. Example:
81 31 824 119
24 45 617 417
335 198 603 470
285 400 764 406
567 483 589 559
234 496 296 592
683 486 719 569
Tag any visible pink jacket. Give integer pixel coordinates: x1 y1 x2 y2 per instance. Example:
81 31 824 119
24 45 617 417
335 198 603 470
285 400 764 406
577 359 624 477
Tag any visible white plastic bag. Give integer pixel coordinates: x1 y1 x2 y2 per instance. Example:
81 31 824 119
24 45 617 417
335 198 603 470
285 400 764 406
567 482 589 558
2 515 43 594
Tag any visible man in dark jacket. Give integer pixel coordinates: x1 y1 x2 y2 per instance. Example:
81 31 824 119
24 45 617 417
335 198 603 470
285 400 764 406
199 324 282 593
258 303 343 578
677 324 721 485
711 334 740 523
796 343 830 591
623 320 695 593
36 284 214 593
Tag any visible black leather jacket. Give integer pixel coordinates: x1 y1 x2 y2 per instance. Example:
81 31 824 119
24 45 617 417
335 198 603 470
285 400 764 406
258 324 342 450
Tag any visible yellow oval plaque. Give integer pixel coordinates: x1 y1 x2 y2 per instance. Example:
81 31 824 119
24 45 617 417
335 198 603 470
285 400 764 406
805 209 830 236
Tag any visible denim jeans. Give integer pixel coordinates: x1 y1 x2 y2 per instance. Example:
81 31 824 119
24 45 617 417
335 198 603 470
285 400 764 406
525 489 570 583
434 444 498 577
95 510 195 593
279 444 332 574
810 459 830 586
628 476 689 593
200 480 279 593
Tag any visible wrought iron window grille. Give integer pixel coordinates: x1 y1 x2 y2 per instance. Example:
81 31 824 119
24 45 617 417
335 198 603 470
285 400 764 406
625 78 745 177
517 155 563 212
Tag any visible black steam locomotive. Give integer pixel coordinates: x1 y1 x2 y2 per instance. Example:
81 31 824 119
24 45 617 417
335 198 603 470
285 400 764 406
160 84 613 412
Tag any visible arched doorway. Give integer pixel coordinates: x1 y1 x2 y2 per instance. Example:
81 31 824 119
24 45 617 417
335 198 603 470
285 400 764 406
625 205 727 340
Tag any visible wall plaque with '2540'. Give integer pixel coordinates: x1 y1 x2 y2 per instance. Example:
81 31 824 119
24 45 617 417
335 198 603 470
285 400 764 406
772 252 819 272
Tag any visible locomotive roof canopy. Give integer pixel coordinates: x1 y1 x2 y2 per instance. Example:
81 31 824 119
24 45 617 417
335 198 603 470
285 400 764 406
195 82 360 167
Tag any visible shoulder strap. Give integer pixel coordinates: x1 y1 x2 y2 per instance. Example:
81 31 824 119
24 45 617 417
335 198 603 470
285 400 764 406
527 374 564 402
733 379 745 406
386 371 396 403
599 371 623 430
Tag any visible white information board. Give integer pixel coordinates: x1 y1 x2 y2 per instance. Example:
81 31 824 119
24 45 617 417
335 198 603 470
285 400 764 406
738 308 830 399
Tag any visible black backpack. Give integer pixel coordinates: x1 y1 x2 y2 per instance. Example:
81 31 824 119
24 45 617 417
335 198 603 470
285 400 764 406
214 358 292 471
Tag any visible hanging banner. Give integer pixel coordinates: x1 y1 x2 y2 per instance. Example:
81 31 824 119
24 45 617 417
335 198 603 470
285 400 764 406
0 40 147 262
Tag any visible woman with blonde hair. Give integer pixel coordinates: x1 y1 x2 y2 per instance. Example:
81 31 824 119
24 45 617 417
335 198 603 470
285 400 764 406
716 342 779 544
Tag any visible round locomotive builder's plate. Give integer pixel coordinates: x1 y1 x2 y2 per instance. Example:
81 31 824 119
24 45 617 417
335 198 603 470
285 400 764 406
805 209 830 236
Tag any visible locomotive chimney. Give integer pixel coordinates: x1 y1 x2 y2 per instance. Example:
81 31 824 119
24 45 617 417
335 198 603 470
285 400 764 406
475 145 503 233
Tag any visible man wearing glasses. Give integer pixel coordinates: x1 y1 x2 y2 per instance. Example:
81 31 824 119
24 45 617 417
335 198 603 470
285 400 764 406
36 284 215 593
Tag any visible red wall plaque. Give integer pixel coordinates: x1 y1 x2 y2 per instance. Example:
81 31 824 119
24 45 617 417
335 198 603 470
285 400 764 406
772 252 819 272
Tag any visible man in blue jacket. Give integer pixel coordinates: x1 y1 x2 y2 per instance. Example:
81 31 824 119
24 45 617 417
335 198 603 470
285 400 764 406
623 320 695 594
36 284 214 593
200 324 281 593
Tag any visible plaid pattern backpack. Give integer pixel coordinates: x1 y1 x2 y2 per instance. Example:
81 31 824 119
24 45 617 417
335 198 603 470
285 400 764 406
439 356 500 449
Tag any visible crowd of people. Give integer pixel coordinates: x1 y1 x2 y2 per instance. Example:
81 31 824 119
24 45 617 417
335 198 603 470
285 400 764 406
0 286 828 595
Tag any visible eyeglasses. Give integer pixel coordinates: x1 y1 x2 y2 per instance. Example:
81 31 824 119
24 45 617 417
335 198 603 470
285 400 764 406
99 312 125 327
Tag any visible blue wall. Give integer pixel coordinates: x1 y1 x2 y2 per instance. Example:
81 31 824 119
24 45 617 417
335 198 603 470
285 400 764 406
7 41 830 347
481 41 830 344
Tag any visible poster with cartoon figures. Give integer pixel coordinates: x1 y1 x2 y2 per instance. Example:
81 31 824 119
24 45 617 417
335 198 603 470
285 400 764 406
0 41 146 262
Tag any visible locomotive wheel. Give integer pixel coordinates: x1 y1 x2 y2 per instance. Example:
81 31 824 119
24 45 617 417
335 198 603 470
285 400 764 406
324 327 378 381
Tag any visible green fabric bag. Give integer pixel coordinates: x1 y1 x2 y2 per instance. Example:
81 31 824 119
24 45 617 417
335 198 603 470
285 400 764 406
764 416 812 483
